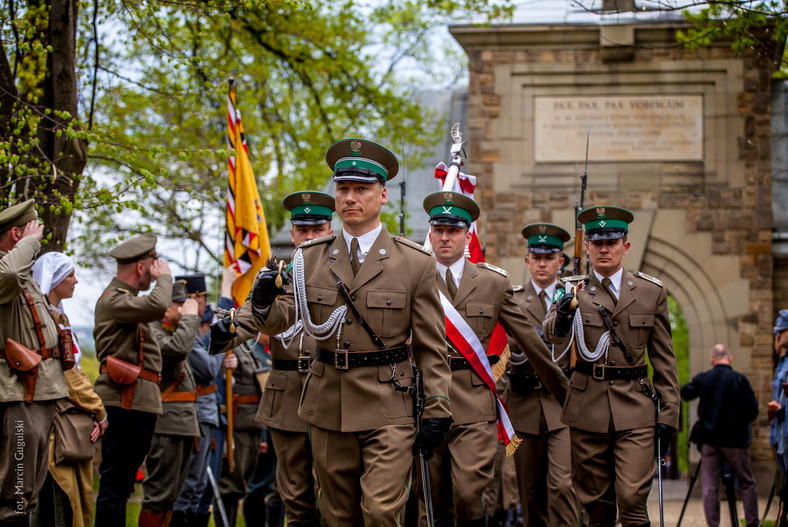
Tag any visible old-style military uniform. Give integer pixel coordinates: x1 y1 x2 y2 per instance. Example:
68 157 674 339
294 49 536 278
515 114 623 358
247 139 452 527
506 223 577 527
420 192 568 527
140 280 200 526
251 190 335 526
543 206 680 527
215 305 266 527
173 304 225 526
0 200 69 522
93 234 171 525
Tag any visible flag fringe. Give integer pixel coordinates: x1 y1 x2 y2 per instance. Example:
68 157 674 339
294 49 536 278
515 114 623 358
492 344 510 382
505 433 522 457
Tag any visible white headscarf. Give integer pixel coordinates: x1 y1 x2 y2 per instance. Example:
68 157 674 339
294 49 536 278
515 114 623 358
32 252 81 365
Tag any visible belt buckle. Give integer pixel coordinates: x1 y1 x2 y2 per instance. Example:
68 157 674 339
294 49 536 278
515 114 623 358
297 355 310 374
592 364 605 381
334 348 349 370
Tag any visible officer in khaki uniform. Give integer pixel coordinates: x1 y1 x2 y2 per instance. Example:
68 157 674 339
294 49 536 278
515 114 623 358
544 206 680 527
252 190 335 526
420 192 568 527
93 233 172 526
140 279 201 527
232 138 453 526
0 200 69 523
507 223 577 527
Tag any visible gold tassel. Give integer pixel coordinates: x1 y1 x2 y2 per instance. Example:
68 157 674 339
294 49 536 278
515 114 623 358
505 433 522 457
492 344 510 382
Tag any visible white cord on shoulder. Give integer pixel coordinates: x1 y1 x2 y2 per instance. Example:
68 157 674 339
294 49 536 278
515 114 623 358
286 247 346 347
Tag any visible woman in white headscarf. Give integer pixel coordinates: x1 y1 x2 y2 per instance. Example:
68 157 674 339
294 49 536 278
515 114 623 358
30 252 107 527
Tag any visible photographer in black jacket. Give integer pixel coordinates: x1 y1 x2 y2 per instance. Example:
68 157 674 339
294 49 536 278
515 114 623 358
681 344 759 527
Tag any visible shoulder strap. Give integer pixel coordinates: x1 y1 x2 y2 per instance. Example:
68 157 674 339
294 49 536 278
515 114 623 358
333 274 386 350
137 324 144 366
22 289 47 354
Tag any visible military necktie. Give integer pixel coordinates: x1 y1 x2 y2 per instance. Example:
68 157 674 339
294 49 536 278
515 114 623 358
538 290 547 314
446 268 458 300
350 238 361 276
601 277 617 306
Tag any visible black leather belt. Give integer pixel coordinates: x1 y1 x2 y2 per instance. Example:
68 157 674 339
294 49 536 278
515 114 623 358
449 355 499 370
315 346 409 370
507 371 547 392
272 357 311 373
575 362 648 381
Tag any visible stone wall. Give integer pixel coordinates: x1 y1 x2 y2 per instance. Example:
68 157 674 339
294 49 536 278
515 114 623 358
451 22 779 482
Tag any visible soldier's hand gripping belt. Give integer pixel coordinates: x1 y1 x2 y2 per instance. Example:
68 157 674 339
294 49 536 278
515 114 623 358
250 259 290 309
655 423 676 458
413 417 453 461
554 292 577 337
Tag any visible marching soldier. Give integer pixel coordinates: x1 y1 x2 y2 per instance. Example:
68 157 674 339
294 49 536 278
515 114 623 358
93 234 172 526
231 138 453 526
544 206 680 527
252 190 335 525
0 200 69 523
140 279 201 526
420 192 568 527
507 223 578 527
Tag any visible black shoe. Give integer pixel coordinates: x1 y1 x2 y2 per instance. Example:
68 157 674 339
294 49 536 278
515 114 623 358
94 505 123 527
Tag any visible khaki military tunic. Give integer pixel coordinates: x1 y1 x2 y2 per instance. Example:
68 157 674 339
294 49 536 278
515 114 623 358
93 275 172 414
252 228 451 526
426 261 568 525
543 269 680 527
0 237 68 402
508 281 577 527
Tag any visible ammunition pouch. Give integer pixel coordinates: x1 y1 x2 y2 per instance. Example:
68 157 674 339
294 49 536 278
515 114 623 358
102 356 161 410
58 327 76 371
4 338 42 403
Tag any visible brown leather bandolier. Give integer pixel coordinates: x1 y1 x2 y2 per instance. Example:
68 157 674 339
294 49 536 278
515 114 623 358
160 367 197 402
101 324 161 409
23 289 76 370
196 383 218 396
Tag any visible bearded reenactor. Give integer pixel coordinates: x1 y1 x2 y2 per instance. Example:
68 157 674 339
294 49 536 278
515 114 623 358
93 233 172 526
507 223 578 527
221 138 452 526
421 192 568 527
543 206 680 527
247 190 334 526
140 279 201 527
0 200 69 524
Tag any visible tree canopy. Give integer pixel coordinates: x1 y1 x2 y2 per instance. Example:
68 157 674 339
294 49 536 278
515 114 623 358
0 0 512 274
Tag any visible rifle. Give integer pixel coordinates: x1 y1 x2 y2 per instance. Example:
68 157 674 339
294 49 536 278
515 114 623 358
569 134 589 368
411 363 436 527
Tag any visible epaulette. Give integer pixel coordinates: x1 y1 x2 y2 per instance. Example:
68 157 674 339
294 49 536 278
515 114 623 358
393 236 431 255
561 275 589 284
634 271 663 288
114 287 130 294
512 284 525 292
299 234 335 249
477 261 508 277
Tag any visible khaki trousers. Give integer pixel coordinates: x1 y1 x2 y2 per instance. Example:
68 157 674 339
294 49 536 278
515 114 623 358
271 428 319 526
309 423 415 527
570 426 655 527
513 415 577 526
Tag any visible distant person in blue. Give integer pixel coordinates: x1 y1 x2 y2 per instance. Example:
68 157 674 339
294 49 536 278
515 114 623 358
770 310 788 476
681 344 759 527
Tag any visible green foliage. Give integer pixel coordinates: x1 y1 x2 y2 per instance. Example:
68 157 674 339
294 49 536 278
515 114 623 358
669 294 691 475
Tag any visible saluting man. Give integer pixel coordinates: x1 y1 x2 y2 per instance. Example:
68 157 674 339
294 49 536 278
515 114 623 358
93 234 172 526
421 192 568 527
234 138 453 526
543 206 680 527
507 223 578 527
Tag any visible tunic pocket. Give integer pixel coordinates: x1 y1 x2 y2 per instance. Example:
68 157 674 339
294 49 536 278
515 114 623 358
259 371 287 423
561 372 589 423
366 290 408 337
378 362 415 418
307 285 338 324
629 314 655 349
465 302 494 334
299 361 324 416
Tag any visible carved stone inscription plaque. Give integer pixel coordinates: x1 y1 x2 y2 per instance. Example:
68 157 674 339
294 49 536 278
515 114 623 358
534 95 703 162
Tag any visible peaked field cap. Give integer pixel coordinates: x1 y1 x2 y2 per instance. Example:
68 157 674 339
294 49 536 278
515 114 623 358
423 191 480 228
521 223 571 253
109 233 158 263
326 138 399 185
282 191 335 225
175 274 208 296
0 199 37 234
775 309 788 334
171 280 189 303
578 205 634 241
